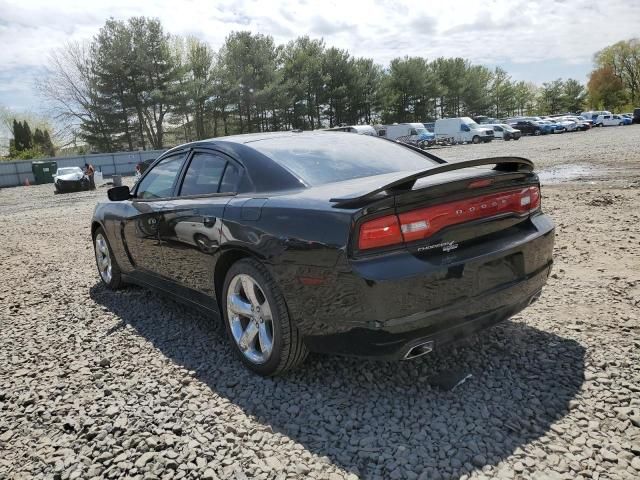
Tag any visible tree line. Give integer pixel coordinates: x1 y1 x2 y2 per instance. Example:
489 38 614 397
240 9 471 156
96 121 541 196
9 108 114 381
587 39 640 111
39 17 590 153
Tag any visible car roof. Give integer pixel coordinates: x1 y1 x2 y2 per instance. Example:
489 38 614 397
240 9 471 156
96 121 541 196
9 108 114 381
201 130 329 145
158 132 331 193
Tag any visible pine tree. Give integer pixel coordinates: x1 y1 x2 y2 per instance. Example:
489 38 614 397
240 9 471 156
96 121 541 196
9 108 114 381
33 128 45 149
21 121 33 150
43 130 56 157
12 119 23 151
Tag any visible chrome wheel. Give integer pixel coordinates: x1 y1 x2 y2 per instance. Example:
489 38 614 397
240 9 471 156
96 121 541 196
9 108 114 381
226 274 274 364
95 233 112 284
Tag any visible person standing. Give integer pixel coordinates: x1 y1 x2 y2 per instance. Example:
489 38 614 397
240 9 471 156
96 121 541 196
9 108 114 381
84 163 96 190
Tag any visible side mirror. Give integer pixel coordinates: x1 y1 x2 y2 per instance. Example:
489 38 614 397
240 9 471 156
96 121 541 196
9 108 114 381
108 185 131 201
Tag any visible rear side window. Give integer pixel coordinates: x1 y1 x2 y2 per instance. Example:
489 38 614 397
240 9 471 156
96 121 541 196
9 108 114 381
180 152 227 196
137 154 186 199
251 134 437 186
220 162 241 193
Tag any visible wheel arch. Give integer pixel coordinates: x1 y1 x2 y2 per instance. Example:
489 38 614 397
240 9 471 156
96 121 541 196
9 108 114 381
91 221 104 239
214 247 265 310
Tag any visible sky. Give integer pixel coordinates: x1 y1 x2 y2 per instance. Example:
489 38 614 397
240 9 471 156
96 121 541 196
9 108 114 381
0 0 639 116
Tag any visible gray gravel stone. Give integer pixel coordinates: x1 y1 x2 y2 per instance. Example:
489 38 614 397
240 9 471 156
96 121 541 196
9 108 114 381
1 129 640 480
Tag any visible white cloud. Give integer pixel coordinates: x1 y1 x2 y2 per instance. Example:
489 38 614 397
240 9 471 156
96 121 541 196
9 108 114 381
1 0 639 111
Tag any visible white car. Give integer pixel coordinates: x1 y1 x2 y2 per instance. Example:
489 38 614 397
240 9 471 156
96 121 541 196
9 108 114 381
53 167 90 193
557 119 578 132
595 114 624 127
483 124 521 140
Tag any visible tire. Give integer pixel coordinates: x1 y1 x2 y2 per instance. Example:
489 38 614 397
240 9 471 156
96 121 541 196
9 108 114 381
533 129 541 136
93 227 124 290
222 258 308 376
472 135 480 144
514 136 520 140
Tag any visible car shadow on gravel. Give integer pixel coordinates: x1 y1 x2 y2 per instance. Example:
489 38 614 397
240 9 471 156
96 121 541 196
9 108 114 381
90 284 585 480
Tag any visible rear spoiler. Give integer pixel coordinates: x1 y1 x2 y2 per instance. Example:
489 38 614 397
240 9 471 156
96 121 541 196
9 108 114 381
330 157 534 208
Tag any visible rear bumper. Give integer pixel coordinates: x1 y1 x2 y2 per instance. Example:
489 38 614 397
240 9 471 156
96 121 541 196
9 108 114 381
280 214 555 360
303 265 549 360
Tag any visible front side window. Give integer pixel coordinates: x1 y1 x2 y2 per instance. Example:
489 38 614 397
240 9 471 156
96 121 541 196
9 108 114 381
180 152 227 196
136 153 186 199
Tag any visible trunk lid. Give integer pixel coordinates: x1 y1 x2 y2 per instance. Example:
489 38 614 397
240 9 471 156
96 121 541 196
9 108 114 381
341 157 541 257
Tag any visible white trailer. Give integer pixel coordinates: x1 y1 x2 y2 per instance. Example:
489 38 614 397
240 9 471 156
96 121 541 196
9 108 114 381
381 123 432 141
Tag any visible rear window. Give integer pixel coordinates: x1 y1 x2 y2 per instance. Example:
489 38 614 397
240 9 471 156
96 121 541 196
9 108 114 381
250 134 437 186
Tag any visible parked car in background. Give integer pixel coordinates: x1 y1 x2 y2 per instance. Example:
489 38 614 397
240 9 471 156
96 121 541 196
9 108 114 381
536 120 565 134
556 119 578 132
484 124 521 140
92 131 554 375
473 116 499 125
509 120 543 136
564 116 592 130
54 166 91 194
435 117 494 144
325 125 377 135
633 108 640 124
595 114 624 127
617 114 632 125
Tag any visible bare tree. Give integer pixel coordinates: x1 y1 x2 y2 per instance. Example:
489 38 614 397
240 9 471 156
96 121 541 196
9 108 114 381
37 41 112 151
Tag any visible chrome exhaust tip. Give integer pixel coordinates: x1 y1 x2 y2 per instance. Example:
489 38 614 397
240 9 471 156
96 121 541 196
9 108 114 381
403 341 434 360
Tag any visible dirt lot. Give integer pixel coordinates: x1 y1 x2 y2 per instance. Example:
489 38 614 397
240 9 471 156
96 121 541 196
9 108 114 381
1 126 639 480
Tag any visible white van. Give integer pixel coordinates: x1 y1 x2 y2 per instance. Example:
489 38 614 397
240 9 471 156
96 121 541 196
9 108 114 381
434 117 494 144
581 110 611 123
595 114 624 127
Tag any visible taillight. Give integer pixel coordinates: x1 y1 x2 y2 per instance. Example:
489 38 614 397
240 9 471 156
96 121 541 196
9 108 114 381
358 214 403 250
357 186 541 250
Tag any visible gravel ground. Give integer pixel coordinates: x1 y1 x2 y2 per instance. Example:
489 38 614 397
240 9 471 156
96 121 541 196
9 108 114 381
1 126 639 480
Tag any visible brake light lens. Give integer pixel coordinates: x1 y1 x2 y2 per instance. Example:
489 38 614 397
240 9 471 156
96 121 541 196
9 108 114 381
357 186 541 250
358 214 403 250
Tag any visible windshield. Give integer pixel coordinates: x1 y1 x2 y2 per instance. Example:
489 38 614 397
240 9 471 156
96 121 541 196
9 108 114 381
251 134 438 186
414 127 429 135
465 121 482 129
57 167 82 175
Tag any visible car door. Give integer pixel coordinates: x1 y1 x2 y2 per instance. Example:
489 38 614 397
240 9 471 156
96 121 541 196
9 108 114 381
157 149 243 300
121 152 188 279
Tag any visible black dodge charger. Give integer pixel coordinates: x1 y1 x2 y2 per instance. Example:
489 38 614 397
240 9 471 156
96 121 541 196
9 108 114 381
92 132 554 375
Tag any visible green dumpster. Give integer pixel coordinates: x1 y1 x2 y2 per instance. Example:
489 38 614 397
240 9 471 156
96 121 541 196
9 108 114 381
31 161 58 184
